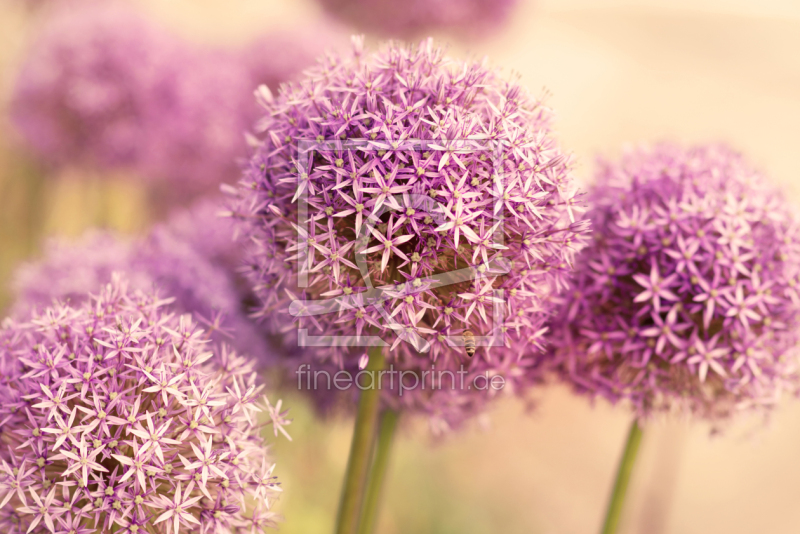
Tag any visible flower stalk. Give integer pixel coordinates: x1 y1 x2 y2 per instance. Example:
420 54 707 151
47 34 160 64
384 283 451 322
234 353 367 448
601 420 643 534
358 409 400 534
335 345 386 534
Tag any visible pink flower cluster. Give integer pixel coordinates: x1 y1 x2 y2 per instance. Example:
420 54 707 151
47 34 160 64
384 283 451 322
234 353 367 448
316 0 519 37
12 200 270 367
550 144 800 420
0 276 290 533
229 37 588 430
10 3 332 194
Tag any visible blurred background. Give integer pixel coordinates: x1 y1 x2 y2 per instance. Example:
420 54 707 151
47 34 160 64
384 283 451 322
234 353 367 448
2 0 800 533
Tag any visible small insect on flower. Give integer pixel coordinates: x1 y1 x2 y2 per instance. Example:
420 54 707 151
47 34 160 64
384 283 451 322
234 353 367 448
462 331 476 357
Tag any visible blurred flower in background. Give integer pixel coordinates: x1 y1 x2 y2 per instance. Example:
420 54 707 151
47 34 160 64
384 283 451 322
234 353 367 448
241 26 348 93
10 3 185 178
155 197 246 273
550 143 800 423
12 199 273 365
9 1 339 199
314 0 519 38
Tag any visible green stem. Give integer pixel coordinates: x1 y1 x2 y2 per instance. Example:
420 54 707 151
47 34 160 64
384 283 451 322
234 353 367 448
335 346 386 534
24 159 45 255
600 420 644 534
358 409 399 534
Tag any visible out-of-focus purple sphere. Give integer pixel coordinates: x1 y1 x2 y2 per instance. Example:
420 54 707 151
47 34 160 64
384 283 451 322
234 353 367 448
10 3 339 195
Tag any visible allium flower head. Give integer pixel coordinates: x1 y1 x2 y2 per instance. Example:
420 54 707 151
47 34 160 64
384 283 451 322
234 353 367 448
241 27 348 95
10 3 183 170
11 3 333 194
13 202 268 364
0 275 289 533
550 143 800 420
230 37 588 429
157 198 243 272
316 0 518 37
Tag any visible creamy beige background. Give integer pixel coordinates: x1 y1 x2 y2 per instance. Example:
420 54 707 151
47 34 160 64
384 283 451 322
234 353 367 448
2 0 800 532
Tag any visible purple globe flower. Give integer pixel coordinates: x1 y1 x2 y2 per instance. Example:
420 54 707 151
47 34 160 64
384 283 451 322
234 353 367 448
550 143 800 420
0 275 290 534
10 3 184 171
10 3 334 195
316 0 519 37
156 198 243 271
229 37 588 429
241 26 348 95
141 45 258 196
12 202 269 365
